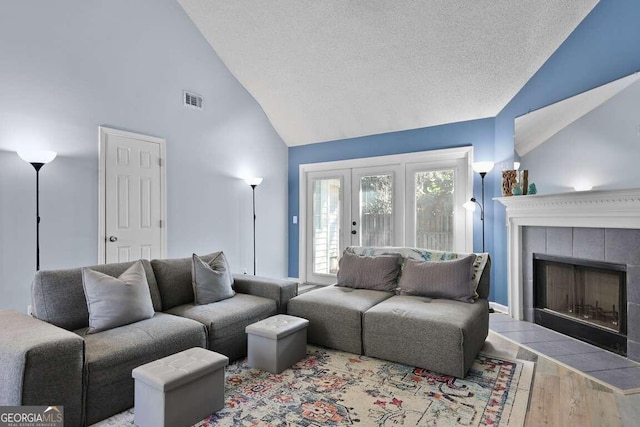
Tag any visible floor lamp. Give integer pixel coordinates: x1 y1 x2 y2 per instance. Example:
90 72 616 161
245 177 263 275
464 161 494 252
17 150 57 271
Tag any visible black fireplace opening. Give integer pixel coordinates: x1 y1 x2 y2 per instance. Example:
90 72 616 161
533 253 627 356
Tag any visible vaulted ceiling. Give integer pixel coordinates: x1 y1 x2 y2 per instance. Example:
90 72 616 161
178 0 599 146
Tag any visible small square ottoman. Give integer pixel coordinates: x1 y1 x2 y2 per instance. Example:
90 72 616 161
245 314 309 374
132 347 229 427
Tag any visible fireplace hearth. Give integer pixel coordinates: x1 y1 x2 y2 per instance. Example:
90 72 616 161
533 253 627 356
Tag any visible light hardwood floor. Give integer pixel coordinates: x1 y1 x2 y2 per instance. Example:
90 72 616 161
484 332 640 426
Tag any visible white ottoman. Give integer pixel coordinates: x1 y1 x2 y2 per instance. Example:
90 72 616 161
132 347 228 427
245 314 309 374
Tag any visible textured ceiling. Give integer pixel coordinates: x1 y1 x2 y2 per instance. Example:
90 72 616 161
178 0 599 147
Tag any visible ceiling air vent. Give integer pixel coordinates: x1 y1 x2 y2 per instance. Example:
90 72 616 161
183 91 203 110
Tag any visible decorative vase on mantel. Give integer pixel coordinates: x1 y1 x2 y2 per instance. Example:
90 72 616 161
502 170 517 196
520 170 529 195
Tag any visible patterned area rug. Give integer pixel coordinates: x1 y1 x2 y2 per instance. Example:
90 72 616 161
94 346 534 426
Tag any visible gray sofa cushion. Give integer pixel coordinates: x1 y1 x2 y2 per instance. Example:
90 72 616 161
77 312 207 425
82 261 155 333
287 285 393 354
31 259 161 331
233 275 298 314
363 295 489 378
398 255 477 303
192 253 235 305
165 293 277 362
0 310 84 427
152 252 223 310
337 251 402 291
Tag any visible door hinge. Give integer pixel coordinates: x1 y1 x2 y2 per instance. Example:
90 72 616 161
159 219 163 228
159 158 163 167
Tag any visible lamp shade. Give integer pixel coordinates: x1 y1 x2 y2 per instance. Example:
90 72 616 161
472 161 494 174
17 150 57 164
463 200 477 211
244 177 263 186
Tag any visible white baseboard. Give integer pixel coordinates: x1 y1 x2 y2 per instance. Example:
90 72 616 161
489 301 509 314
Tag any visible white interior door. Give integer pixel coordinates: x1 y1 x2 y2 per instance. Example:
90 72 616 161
99 127 166 263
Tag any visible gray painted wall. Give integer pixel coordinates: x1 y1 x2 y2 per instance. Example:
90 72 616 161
0 0 288 312
521 79 640 193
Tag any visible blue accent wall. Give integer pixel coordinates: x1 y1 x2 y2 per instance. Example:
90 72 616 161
288 118 497 289
493 0 640 305
289 0 640 307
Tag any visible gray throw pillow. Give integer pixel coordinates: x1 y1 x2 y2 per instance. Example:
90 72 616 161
192 253 235 305
337 251 402 291
151 251 234 310
82 260 155 334
398 255 477 303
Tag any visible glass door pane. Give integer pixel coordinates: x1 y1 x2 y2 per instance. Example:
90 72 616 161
357 173 393 246
312 178 341 275
414 169 454 251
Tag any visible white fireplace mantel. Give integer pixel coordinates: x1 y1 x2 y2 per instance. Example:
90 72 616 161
496 188 640 320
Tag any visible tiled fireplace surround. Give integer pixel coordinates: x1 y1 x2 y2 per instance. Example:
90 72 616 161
497 189 640 363
521 226 640 361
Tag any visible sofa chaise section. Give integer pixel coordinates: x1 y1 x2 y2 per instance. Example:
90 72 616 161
287 285 393 354
0 310 84 427
362 255 492 377
363 296 489 378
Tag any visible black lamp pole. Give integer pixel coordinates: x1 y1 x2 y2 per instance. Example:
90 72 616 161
30 162 45 271
480 171 487 252
468 171 488 252
250 184 258 275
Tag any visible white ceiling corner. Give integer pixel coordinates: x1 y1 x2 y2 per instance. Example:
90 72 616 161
178 0 599 147
515 72 640 156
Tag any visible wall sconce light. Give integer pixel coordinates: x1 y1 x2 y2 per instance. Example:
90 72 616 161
574 183 593 192
17 149 57 270
244 177 263 275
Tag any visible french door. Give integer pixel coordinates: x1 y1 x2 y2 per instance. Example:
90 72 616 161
302 148 472 284
306 170 350 284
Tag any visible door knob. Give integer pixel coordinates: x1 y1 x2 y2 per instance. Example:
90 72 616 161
351 230 357 235
109 236 118 242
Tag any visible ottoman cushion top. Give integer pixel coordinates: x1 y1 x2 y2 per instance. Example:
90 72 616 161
245 314 309 339
132 347 228 391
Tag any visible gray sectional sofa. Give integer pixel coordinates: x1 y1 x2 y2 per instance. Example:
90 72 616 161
0 255 297 426
288 246 491 378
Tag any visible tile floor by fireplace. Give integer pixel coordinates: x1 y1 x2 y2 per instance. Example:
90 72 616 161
490 313 640 393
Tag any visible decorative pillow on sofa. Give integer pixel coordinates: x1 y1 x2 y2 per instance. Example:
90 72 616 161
192 253 235 305
82 260 155 334
346 246 489 298
337 251 402 291
151 251 234 310
398 254 477 303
